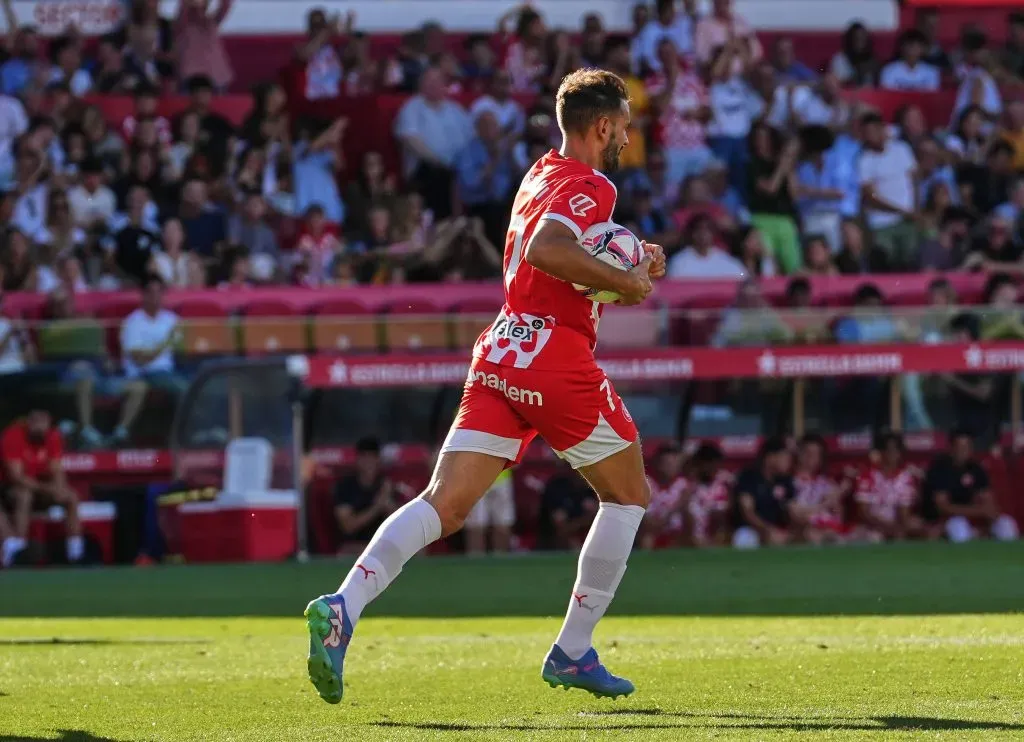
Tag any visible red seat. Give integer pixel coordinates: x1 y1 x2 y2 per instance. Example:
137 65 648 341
599 305 663 349
311 299 379 353
240 300 307 355
94 297 140 358
169 299 230 318
383 300 449 352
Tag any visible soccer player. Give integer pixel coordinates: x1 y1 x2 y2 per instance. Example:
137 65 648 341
304 69 666 704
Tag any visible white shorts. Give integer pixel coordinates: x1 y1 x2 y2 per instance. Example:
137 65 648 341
465 477 516 529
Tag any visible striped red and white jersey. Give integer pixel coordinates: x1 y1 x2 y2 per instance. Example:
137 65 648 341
645 70 708 151
855 466 920 522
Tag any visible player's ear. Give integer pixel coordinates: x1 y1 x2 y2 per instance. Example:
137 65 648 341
595 115 611 144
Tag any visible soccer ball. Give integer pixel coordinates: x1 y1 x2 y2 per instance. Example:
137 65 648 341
574 222 644 304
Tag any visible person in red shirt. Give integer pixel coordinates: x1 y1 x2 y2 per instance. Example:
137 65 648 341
1 409 83 566
641 441 688 549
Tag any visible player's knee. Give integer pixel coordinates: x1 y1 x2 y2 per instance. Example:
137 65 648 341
420 487 473 537
605 476 650 509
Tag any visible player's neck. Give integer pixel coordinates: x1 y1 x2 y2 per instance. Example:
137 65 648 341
559 139 599 171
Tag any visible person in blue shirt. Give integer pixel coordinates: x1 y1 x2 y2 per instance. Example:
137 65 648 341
293 116 347 226
794 126 846 253
456 110 514 248
770 36 817 83
1 26 41 97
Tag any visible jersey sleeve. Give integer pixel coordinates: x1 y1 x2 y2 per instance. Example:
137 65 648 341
539 174 617 240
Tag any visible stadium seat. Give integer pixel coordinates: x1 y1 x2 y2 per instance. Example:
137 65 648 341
383 300 450 352
450 298 502 349
170 301 236 357
240 300 308 355
93 297 141 358
599 305 664 349
311 299 380 353
36 319 106 361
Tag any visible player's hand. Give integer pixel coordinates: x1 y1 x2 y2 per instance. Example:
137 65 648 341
617 254 654 306
641 241 666 280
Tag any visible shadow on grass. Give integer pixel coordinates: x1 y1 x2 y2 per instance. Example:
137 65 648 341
0 731 144 742
372 710 1024 733
0 638 209 647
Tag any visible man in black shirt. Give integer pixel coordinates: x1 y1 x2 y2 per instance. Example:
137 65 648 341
536 460 597 550
113 185 160 285
921 430 1018 543
178 75 234 176
333 437 397 553
732 437 798 548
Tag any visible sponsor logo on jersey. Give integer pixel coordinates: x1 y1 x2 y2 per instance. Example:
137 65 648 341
568 193 597 217
480 311 554 369
468 370 544 406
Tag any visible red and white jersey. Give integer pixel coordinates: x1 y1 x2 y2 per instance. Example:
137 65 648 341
648 474 688 527
855 466 920 523
687 470 733 541
795 472 842 528
646 71 708 150
473 150 618 371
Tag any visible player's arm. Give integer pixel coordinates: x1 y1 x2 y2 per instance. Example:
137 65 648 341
524 220 652 305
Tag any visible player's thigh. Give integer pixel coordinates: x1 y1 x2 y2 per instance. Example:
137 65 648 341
429 373 535 534
577 440 650 508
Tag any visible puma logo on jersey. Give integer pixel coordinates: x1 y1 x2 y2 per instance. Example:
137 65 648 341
569 193 597 217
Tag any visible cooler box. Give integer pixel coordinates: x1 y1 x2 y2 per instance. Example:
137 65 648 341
29 501 117 564
180 491 298 563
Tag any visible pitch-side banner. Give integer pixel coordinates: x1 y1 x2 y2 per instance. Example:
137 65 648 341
301 342 1024 389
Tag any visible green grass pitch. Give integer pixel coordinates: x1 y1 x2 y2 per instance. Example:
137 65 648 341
1 542 1023 741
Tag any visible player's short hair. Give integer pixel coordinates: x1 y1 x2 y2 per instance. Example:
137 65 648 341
555 68 629 136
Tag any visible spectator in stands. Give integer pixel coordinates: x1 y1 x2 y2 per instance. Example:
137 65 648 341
647 38 711 188
0 89 26 151
122 23 168 91
623 187 672 248
151 218 193 288
851 432 923 542
464 469 515 554
966 141 1016 217
1001 101 1024 172
914 7 950 72
463 34 497 85
175 0 234 92
794 126 845 253
633 0 696 75
471 70 526 146
603 38 648 176
945 105 988 165
802 235 838 277
952 28 1001 124
979 273 1024 340
296 8 348 100
963 214 1021 274
792 434 845 545
770 36 815 84
733 225 774 278
941 314 996 442
578 13 607 69
112 185 160 286
294 204 342 285
893 104 929 150
748 123 801 274
92 34 128 94
1000 12 1024 78
395 66 471 221
536 460 596 551
81 105 124 175
48 35 91 98
228 190 278 269
343 151 397 238
35 188 85 259
995 177 1024 227
10 140 48 238
177 179 226 262
179 75 234 175
0 302 27 374
921 430 1018 543
2 228 35 291
292 116 346 227
1 409 83 566
457 110 515 248
695 0 761 73
858 112 919 270
667 213 746 279
0 25 40 97
115 0 175 77
830 22 878 87
712 278 791 347
918 181 954 241
732 436 797 549
123 85 171 149
706 40 759 195
918 206 971 272
498 4 547 93
641 441 688 549
915 138 959 210
333 436 397 554
880 30 940 92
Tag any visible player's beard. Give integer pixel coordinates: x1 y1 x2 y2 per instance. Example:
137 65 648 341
599 137 622 174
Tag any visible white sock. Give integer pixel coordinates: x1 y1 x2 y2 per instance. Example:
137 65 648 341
67 535 85 562
554 502 645 660
2 537 26 568
336 498 442 625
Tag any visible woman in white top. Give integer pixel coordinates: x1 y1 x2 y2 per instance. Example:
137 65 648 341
151 218 192 288
830 22 878 88
707 39 761 197
945 105 988 164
